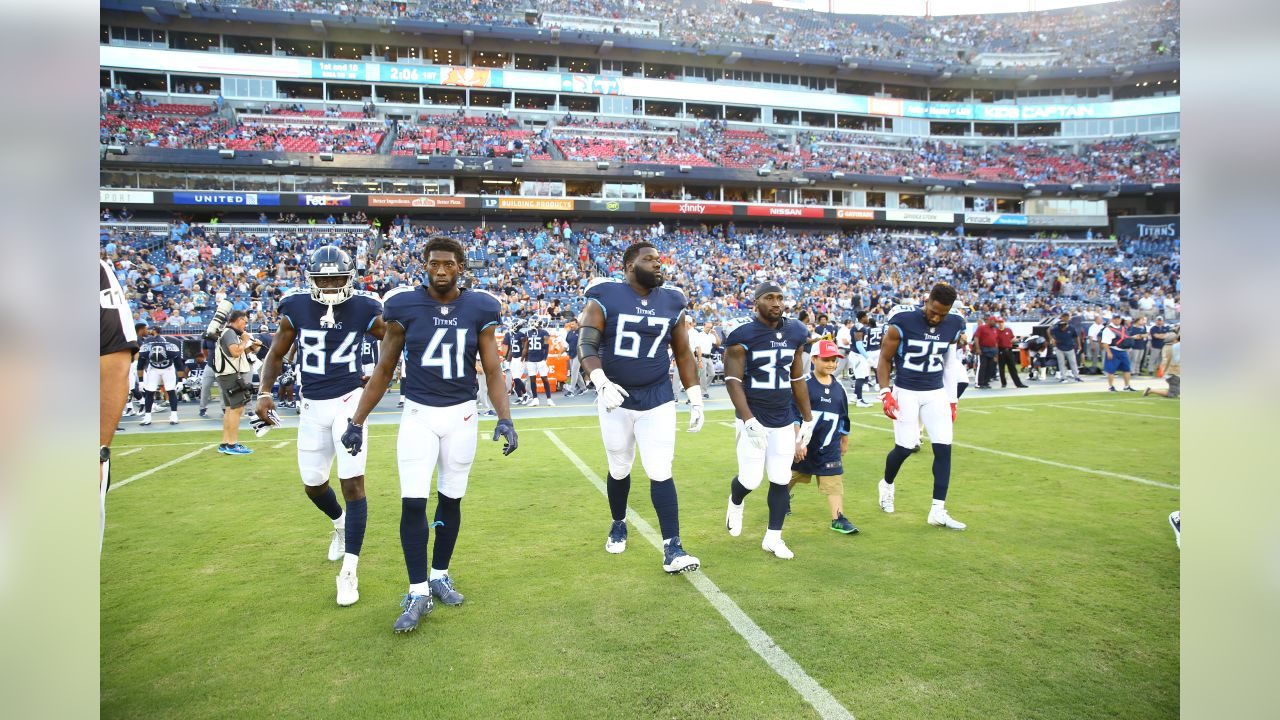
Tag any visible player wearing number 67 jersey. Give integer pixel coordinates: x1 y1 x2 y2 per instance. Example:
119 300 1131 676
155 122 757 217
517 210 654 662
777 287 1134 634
722 283 816 560
876 282 967 530
256 246 385 608
579 241 704 574
345 236 517 635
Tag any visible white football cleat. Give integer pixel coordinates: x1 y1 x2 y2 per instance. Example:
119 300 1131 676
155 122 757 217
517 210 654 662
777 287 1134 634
139 412 152 426
328 527 345 561
725 497 744 537
878 479 895 513
169 411 179 425
928 507 967 530
761 534 794 559
336 569 359 606
546 398 556 407
530 397 540 407
855 400 873 408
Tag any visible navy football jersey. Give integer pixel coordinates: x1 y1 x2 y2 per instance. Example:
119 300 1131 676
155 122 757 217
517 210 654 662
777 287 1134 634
384 286 501 406
360 333 380 368
865 325 884 352
886 304 965 392
792 376 849 476
507 329 527 360
526 328 550 363
277 289 383 400
813 323 838 341
138 335 181 370
724 316 810 428
586 279 687 411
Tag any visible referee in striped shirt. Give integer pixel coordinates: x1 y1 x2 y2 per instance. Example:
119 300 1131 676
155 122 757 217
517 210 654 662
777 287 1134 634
100 259 139 550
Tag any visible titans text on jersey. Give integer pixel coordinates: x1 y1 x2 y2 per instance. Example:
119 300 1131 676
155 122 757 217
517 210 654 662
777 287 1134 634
585 279 687 411
724 316 811 427
384 286 501 406
278 288 383 400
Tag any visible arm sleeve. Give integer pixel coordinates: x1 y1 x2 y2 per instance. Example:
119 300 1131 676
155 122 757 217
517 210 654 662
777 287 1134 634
941 343 960 404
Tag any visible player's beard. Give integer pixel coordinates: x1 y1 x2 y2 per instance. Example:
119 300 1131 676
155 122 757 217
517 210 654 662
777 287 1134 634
634 266 663 289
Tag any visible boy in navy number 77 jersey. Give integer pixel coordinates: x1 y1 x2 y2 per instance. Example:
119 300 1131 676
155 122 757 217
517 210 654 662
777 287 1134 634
790 340 858 535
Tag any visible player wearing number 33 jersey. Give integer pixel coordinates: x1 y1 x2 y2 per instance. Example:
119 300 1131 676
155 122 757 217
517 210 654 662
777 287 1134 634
875 282 967 530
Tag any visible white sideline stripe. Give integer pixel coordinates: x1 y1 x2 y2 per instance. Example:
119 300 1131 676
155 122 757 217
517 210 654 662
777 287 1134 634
117 447 142 457
1001 407 1034 412
1049 404 1178 421
110 444 218 492
544 430 854 720
272 441 289 449
718 421 736 429
847 421 1178 490
962 408 991 415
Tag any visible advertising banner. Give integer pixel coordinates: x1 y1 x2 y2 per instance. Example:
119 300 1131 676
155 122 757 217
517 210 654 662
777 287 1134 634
368 195 468 208
884 209 955 223
745 205 825 219
100 190 155 204
586 200 639 212
648 202 735 216
964 212 1029 226
171 192 280 206
300 194 353 207
1114 215 1180 239
480 197 574 211
835 208 877 220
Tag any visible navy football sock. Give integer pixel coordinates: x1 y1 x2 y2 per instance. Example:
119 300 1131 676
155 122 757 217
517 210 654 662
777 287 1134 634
400 498 430 585
650 479 680 540
430 494 461 571
766 482 789 531
167 390 179 411
542 378 553 399
884 444 915 484
730 476 751 505
309 486 343 521
606 474 631 521
344 497 367 557
143 390 155 413
854 378 866 401
931 443 953 501
513 378 527 398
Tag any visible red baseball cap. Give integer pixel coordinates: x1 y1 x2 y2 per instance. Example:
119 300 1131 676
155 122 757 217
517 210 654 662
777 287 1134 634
813 339 844 358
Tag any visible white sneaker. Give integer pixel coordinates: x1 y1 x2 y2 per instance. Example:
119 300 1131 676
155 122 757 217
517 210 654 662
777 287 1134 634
855 400 873 408
761 534 794 559
169 411 179 425
328 527 345 561
546 398 556 407
725 497 744 537
336 569 359 606
928 507 967 530
878 479 895 513
531 398 540 407
139 412 152 426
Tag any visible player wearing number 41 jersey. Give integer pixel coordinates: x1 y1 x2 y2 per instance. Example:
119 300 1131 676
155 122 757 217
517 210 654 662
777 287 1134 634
257 246 384 608
346 236 517 635
876 283 967 530
579 241 703 574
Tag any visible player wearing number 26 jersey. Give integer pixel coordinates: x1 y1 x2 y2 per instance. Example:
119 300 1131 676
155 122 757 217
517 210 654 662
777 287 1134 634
578 241 704 575
345 236 518 634
257 246 385 608
875 283 967 530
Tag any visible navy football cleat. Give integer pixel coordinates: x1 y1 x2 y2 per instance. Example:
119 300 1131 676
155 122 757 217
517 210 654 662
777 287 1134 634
605 519 627 554
393 592 433 633
428 576 464 606
662 536 699 574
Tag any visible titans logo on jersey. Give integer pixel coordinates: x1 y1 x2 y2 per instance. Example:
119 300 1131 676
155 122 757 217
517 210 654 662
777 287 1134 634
586 279 687 411
138 336 181 369
724 316 810 427
384 286 501 407
886 304 965 392
526 327 550 363
278 289 383 400
865 325 884 352
360 333 380 368
793 376 849 476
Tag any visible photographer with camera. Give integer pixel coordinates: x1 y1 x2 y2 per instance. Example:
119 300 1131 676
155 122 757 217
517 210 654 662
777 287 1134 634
212 309 261 454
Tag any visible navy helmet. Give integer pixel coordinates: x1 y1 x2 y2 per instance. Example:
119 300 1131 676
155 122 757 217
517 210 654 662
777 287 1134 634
306 246 355 306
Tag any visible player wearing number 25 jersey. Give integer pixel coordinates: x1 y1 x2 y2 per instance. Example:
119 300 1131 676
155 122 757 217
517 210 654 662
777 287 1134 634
875 282 967 530
579 241 704 575
257 246 385 608
345 236 518 635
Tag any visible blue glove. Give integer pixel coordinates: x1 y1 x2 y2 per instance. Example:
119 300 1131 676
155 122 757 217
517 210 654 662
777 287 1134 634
493 418 518 456
340 419 364 456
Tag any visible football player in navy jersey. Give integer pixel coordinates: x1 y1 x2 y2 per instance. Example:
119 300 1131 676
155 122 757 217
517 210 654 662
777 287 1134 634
256 246 386 607
876 283 967 530
359 329 380 379
136 327 184 426
722 283 816 559
578 241 703 574
344 236 518 634
506 320 531 405
790 340 857 534
524 318 555 407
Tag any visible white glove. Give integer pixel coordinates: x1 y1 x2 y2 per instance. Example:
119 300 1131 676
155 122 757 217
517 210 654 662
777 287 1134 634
686 384 704 433
743 417 768 450
796 417 817 448
591 368 629 411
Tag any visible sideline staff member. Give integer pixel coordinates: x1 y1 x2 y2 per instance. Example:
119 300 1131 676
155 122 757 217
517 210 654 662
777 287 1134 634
214 310 260 455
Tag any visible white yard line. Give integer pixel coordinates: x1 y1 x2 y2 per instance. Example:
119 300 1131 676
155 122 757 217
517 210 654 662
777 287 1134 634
962 408 991 415
847 421 1178 490
272 441 289 449
109 444 218 492
116 448 142 457
545 430 855 720
1001 407 1034 412
1050 404 1178 421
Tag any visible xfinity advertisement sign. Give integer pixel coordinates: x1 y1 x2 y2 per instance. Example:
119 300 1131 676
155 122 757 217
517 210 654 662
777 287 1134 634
1114 215 1180 239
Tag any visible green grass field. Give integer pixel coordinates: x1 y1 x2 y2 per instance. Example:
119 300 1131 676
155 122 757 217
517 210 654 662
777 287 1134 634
102 392 1179 719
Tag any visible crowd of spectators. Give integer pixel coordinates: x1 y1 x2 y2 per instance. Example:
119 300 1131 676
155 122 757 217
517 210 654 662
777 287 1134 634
220 0 1178 68
100 217 1179 338
392 114 552 158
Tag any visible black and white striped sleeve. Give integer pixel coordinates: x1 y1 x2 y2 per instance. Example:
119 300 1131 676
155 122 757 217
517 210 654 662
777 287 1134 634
100 259 139 357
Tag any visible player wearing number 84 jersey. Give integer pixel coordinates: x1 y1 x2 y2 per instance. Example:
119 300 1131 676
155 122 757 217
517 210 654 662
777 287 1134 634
876 283 967 530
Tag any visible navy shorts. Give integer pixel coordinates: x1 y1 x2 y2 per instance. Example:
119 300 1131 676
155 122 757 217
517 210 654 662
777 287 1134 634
1103 351 1132 375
